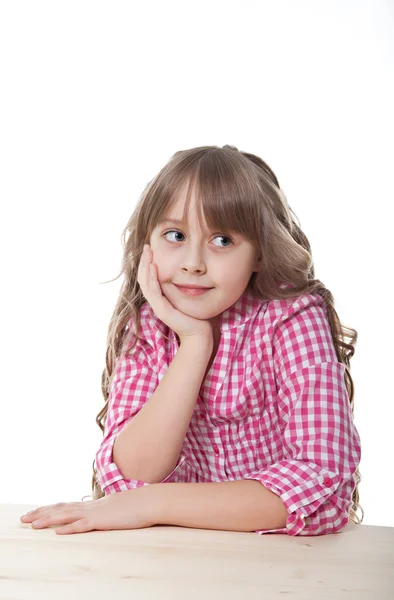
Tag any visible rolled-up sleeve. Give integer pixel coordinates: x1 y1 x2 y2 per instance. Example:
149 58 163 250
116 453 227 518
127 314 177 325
244 296 362 536
94 334 186 495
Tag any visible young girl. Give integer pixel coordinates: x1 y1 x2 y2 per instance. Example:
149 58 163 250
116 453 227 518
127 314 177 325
21 145 362 536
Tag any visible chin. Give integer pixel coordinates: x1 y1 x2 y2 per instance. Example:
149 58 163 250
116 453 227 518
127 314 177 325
173 301 215 320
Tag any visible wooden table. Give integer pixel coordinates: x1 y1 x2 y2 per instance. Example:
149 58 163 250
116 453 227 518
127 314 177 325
1 503 393 599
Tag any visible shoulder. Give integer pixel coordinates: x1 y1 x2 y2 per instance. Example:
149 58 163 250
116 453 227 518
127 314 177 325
264 291 338 373
264 290 327 331
251 290 330 354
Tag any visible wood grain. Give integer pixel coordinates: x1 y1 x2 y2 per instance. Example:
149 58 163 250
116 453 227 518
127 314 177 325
1 504 393 599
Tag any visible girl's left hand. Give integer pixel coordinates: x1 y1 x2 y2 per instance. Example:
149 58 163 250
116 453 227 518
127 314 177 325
20 486 158 535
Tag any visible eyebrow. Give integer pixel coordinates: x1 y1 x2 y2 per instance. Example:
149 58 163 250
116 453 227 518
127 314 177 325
158 218 186 226
157 218 238 237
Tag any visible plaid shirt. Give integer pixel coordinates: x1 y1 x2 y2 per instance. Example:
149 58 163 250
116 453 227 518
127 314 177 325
95 288 361 536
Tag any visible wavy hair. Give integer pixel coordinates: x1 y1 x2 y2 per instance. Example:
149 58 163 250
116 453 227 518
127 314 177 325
87 145 363 526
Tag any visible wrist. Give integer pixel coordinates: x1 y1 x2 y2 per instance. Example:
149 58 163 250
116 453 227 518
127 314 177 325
179 332 213 350
145 483 166 525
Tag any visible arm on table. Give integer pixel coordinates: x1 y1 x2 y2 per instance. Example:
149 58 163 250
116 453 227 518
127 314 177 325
148 479 288 532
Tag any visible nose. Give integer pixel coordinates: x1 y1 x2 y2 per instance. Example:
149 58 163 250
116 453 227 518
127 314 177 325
179 245 207 274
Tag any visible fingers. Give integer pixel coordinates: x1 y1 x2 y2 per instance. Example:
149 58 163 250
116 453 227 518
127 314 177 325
20 502 68 523
30 508 79 529
20 502 94 535
33 515 93 535
56 518 93 535
148 261 162 295
137 244 152 300
138 244 162 304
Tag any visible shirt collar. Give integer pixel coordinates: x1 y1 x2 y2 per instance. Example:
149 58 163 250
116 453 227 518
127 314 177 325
219 288 265 332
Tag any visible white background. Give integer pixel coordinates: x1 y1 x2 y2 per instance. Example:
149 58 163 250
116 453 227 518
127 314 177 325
1 1 393 527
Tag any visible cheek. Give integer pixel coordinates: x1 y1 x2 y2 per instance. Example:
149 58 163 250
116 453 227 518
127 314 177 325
149 243 161 266
151 254 169 282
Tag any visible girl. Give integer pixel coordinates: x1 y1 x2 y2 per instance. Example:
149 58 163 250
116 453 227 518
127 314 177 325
21 145 363 536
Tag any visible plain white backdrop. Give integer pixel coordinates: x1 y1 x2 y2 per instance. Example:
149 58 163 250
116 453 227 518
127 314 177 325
1 0 393 527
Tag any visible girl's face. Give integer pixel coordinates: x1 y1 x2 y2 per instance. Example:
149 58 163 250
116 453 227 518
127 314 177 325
148 187 260 332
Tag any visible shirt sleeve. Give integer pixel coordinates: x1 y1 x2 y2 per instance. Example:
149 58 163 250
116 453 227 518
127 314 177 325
94 330 187 495
244 294 362 536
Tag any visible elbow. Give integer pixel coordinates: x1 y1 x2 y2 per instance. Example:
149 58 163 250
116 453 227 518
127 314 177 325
112 438 172 484
112 439 147 482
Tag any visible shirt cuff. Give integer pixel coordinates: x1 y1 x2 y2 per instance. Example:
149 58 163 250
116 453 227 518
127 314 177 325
95 435 188 495
244 461 350 536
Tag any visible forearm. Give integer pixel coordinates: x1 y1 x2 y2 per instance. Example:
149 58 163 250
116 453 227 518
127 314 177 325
149 480 288 532
113 337 212 483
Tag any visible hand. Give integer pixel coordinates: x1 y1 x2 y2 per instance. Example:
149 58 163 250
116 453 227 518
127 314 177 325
19 486 157 535
137 244 213 343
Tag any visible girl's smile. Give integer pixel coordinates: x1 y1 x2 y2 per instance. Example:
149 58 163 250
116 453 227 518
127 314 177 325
148 182 260 328
174 284 213 296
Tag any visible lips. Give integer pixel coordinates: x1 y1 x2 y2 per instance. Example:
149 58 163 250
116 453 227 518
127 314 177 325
174 284 212 296
174 284 212 290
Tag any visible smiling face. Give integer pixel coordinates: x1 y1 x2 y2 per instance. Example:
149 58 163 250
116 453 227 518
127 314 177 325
148 183 260 333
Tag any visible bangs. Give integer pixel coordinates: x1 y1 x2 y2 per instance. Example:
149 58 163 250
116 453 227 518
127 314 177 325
160 149 262 241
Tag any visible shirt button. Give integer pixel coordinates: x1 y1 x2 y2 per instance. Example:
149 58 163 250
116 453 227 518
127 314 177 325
323 477 333 487
213 444 220 455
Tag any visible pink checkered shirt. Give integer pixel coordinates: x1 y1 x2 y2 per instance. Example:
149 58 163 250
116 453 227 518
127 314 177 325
95 287 361 536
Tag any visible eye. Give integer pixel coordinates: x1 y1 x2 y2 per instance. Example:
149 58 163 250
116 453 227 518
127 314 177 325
162 230 233 247
163 230 185 243
212 235 233 248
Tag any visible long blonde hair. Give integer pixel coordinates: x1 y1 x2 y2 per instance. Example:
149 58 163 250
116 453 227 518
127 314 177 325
89 145 363 525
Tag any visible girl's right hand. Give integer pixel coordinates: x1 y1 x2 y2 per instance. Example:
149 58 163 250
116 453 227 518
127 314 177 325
137 244 214 344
